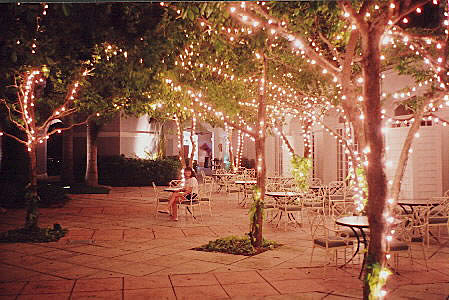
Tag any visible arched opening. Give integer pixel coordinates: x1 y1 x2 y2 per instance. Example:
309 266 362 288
47 121 64 176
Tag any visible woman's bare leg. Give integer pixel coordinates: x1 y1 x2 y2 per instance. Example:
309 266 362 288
169 192 180 220
172 200 178 220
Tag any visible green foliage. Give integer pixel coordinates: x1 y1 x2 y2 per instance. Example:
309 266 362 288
355 166 368 206
396 94 427 113
366 263 391 300
0 182 68 209
193 235 280 256
269 2 348 59
290 155 312 192
37 183 69 207
96 155 181 186
0 224 67 243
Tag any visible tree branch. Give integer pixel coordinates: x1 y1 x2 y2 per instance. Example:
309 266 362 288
0 99 27 132
0 131 28 145
391 0 432 26
318 31 343 67
45 113 96 138
243 2 341 76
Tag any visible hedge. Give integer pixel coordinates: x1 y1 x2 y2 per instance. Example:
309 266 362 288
97 155 181 186
0 182 68 209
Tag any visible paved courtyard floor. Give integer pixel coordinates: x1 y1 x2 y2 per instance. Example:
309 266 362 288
0 186 448 300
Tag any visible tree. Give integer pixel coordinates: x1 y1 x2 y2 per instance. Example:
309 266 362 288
0 67 92 230
76 3 195 186
165 1 448 298
159 3 297 247
233 1 448 298
0 3 101 229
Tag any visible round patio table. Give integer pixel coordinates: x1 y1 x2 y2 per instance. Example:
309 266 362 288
397 198 442 214
234 180 257 185
265 191 301 198
265 191 302 227
211 173 235 178
235 180 257 207
212 173 236 192
164 187 184 193
335 216 369 277
336 216 401 278
398 198 447 244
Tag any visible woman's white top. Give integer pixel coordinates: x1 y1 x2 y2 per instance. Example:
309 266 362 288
185 177 199 195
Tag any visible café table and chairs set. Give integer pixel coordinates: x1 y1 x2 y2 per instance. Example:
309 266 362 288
154 175 447 273
153 180 203 221
397 196 449 247
329 195 448 276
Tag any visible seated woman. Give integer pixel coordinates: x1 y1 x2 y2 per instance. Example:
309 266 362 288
168 167 199 221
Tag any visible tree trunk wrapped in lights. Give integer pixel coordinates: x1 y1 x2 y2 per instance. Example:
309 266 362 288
250 55 267 248
359 22 388 296
189 117 196 168
164 4 449 287
0 68 92 230
175 115 186 169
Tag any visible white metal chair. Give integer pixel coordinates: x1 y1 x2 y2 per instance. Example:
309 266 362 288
178 192 202 222
152 182 170 218
203 175 215 192
243 168 256 178
169 180 183 187
281 177 296 191
388 208 428 272
427 196 449 246
225 175 240 203
263 182 278 222
328 181 346 214
198 183 213 216
302 188 326 217
275 188 303 231
213 169 227 193
309 177 322 186
309 210 354 273
330 203 361 240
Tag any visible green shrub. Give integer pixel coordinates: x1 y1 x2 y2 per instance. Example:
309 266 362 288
97 155 181 186
0 182 68 209
0 224 68 243
37 183 69 207
193 235 281 256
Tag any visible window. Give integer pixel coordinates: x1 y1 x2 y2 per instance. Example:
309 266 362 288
336 127 358 183
311 133 316 178
391 100 433 128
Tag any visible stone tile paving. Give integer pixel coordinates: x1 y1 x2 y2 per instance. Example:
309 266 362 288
0 186 448 299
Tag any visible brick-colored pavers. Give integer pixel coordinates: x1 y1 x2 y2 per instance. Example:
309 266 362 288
0 186 448 299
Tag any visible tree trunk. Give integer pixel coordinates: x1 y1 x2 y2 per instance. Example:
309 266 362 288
85 119 100 186
24 145 39 231
62 114 74 184
252 55 267 248
236 131 243 167
227 128 235 171
176 117 186 169
391 109 426 201
303 120 312 158
280 130 296 156
189 118 196 168
156 121 165 158
361 28 387 299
